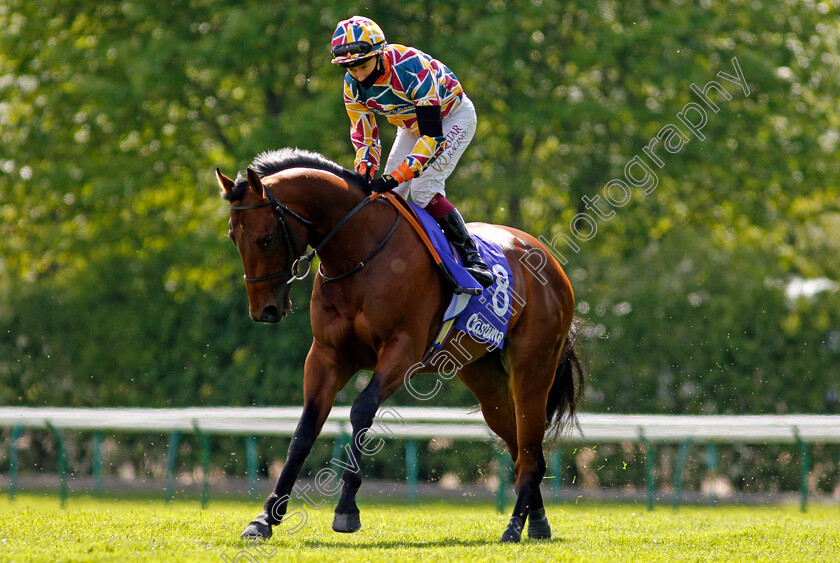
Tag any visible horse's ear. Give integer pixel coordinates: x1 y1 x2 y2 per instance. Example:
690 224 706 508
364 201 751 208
246 168 265 199
215 168 235 195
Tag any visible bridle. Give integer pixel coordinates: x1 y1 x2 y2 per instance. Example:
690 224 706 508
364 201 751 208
230 184 399 285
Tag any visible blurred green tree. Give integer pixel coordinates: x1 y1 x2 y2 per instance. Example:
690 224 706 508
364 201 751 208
0 0 837 416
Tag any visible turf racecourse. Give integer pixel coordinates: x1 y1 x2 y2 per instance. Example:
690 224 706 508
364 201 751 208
1 494 839 562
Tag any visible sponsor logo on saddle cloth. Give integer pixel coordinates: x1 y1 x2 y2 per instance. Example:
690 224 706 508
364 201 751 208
407 202 514 350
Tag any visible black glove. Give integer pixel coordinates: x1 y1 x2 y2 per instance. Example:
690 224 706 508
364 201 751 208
369 174 399 193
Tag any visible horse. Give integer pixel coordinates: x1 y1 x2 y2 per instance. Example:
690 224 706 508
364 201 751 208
215 147 585 543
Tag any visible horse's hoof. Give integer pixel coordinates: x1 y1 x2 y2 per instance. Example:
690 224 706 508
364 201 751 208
241 513 273 539
500 516 523 543
527 507 552 540
332 512 362 533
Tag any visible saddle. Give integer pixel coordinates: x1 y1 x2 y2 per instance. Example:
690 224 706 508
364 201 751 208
374 192 514 363
376 191 482 296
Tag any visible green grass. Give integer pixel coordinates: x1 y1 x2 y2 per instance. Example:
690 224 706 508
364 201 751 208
1 493 839 562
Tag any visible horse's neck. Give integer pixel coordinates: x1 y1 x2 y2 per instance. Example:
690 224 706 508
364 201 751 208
280 172 380 268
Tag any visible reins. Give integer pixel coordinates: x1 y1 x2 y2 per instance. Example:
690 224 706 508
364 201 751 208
316 197 400 283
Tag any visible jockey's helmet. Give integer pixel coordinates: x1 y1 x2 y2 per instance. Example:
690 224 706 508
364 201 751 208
330 16 386 68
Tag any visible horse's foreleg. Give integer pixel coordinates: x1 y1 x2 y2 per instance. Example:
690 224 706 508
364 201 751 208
329 378 381 533
241 403 326 539
241 344 346 539
332 335 412 533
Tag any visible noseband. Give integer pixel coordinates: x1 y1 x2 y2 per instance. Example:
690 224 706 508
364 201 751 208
230 185 399 285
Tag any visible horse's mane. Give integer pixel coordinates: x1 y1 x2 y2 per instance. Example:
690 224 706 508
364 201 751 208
223 147 365 202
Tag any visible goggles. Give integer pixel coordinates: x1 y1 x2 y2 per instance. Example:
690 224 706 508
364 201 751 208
332 40 384 58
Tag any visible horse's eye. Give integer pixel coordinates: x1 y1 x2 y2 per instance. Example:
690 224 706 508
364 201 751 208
258 235 274 249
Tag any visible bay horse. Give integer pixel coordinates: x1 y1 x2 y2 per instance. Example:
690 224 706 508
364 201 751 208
215 148 584 543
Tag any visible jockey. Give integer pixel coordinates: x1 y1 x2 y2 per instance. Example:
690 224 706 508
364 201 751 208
330 16 494 288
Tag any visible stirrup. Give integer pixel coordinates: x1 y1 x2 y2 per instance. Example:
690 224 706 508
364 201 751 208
454 284 482 296
436 262 483 296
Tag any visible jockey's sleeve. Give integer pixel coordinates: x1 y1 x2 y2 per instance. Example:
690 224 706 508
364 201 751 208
390 104 447 184
344 84 382 176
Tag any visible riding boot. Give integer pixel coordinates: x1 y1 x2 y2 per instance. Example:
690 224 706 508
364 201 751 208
436 208 494 288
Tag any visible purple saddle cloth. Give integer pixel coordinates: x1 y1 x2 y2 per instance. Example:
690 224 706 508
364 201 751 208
407 201 514 350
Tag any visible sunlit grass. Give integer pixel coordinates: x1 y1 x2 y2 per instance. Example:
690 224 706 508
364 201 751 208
1 494 838 561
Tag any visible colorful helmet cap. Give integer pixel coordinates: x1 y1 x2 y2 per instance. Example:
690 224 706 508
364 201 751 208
330 16 386 65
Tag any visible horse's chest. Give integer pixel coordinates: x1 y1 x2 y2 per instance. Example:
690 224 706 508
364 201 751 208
312 315 348 346
312 303 362 347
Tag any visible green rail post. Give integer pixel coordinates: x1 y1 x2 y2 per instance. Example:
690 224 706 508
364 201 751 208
794 428 809 512
194 422 210 509
246 435 258 500
496 450 511 514
640 430 655 511
405 439 418 503
705 443 719 505
673 437 692 511
551 447 562 500
92 431 103 497
331 427 345 464
46 422 68 508
9 425 22 501
165 430 181 503
331 422 351 465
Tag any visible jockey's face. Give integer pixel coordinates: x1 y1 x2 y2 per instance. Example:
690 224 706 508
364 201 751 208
346 56 378 83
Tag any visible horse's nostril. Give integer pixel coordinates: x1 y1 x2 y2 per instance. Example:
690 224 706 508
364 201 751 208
261 305 280 323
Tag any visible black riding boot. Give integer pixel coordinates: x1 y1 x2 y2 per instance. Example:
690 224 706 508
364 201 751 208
437 209 494 288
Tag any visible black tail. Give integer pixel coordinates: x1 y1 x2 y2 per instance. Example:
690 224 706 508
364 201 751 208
546 320 587 437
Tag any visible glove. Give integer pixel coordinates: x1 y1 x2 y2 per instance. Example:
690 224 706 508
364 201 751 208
369 174 399 193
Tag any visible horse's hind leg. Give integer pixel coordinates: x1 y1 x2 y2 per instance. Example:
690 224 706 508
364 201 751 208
497 404 549 542
499 347 562 543
458 350 555 542
458 356 553 536
526 453 552 540
457 354 519 455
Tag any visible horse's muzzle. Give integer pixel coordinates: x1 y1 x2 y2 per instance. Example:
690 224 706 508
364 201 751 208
259 304 281 323
250 295 292 324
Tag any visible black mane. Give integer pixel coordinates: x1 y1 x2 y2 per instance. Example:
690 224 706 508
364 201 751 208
222 148 365 201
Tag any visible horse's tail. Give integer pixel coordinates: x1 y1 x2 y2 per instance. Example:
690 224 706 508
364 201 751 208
546 320 587 437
